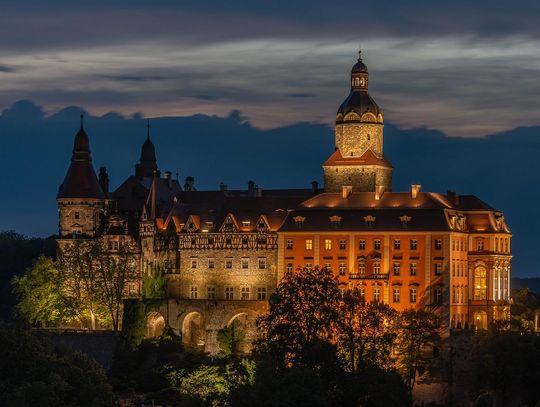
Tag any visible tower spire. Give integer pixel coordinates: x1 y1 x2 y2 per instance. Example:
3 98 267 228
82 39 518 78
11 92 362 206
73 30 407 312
80 112 84 129
146 119 150 141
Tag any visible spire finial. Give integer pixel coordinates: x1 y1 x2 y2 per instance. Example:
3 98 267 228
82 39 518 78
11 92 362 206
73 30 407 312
80 112 84 129
358 47 362 61
146 119 150 140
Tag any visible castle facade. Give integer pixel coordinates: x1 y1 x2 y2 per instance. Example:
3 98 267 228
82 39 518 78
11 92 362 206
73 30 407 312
57 52 512 353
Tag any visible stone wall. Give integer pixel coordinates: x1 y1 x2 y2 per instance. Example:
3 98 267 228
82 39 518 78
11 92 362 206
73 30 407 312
323 165 392 192
335 121 383 158
57 198 105 237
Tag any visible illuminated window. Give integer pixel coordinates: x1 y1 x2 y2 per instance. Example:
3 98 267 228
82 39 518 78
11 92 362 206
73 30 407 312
225 287 234 300
410 263 417 276
393 262 401 276
258 257 266 269
410 239 417 250
359 240 366 250
208 258 215 269
394 239 401 250
339 239 347 250
225 258 233 269
305 262 312 271
474 266 487 300
325 239 332 250
359 287 365 302
434 263 442 276
373 287 381 302
207 286 216 300
257 287 267 300
241 257 249 269
435 239 442 250
241 287 250 300
286 263 293 273
190 286 198 299
410 287 417 303
305 239 313 250
190 258 197 269
286 239 293 250
393 287 401 303
373 259 381 274
374 239 381 250
324 262 331 270
358 260 366 274
242 220 250 228
339 262 346 276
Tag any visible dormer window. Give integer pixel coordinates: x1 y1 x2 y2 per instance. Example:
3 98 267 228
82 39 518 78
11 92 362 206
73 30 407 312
242 220 251 228
293 216 306 228
364 215 376 228
400 215 412 229
329 215 342 228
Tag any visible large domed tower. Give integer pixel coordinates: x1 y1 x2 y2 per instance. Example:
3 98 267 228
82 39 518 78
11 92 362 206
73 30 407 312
323 51 393 193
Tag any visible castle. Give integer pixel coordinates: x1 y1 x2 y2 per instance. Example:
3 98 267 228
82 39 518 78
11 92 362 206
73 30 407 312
57 52 512 353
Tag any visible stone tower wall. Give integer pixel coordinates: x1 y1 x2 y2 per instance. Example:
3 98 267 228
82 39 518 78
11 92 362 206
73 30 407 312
323 165 392 193
335 121 383 158
57 198 105 237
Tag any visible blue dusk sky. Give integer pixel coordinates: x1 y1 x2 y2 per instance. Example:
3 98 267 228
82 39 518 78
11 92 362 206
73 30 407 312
0 1 539 276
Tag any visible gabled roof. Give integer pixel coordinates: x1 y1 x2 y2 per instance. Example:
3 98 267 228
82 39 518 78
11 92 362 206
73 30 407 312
323 148 393 168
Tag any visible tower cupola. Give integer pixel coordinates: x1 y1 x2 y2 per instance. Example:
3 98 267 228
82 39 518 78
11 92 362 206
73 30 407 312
135 120 159 179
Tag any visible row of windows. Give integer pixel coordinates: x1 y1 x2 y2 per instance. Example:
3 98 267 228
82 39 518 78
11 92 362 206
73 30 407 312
190 257 267 270
452 260 467 277
189 286 267 300
287 260 437 277
452 285 467 304
345 286 442 304
289 238 443 251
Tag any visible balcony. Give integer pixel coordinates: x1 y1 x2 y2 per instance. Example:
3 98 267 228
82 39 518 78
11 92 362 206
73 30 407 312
349 273 389 280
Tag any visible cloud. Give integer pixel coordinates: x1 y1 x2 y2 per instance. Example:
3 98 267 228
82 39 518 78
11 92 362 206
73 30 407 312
0 65 15 72
285 93 316 98
98 74 171 82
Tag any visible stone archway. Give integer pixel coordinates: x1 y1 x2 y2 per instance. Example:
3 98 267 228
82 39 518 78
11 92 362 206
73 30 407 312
474 311 488 330
147 311 166 338
181 311 206 349
220 311 257 354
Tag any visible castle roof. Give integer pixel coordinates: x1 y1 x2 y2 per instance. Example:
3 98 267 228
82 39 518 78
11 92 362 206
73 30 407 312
322 148 393 168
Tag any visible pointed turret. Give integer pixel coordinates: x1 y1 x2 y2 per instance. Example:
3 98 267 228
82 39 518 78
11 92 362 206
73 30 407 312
135 120 159 179
57 114 105 199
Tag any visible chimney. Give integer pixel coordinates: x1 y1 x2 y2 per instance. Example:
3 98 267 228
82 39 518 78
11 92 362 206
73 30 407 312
99 166 109 196
411 184 421 199
342 185 352 199
248 180 255 196
184 176 195 191
447 189 460 206
219 182 228 192
255 186 263 197
375 185 385 200
311 180 319 194
164 171 172 187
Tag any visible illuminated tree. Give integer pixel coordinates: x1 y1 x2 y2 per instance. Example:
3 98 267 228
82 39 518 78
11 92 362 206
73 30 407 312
217 319 246 356
337 288 398 372
255 266 341 368
142 264 166 299
395 309 441 393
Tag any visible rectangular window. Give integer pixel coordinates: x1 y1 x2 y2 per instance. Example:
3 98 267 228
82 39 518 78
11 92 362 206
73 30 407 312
225 287 234 300
434 263 442 276
374 239 381 250
373 260 381 274
74 211 80 220
208 258 215 269
434 287 443 304
358 261 366 274
258 257 266 269
286 263 293 273
339 239 347 250
359 239 366 250
373 287 381 302
286 239 293 250
324 262 331 270
393 262 401 276
305 262 312 271
190 258 198 269
435 239 442 250
410 287 417 303
257 287 267 300
305 239 313 250
394 239 401 250
241 257 249 269
359 287 365 302
339 262 346 276
241 287 250 300
207 286 216 300
325 239 332 250
225 258 233 269
190 286 198 299
410 263 417 276
477 239 484 252
410 239 418 250
393 287 401 303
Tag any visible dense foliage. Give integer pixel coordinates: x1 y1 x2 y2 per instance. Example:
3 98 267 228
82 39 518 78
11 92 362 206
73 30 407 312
0 323 113 407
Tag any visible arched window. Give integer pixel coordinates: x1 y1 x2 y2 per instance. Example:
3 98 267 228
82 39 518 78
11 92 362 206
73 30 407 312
474 266 487 300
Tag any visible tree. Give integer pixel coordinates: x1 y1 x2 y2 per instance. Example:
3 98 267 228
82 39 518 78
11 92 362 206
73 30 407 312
12 256 65 326
217 319 246 356
142 264 166 299
255 266 341 369
337 289 398 373
396 309 441 394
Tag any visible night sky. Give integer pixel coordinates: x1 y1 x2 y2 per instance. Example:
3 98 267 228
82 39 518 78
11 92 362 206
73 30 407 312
0 1 539 277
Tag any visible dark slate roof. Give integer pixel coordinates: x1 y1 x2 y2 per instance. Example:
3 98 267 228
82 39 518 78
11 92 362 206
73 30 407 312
337 90 381 119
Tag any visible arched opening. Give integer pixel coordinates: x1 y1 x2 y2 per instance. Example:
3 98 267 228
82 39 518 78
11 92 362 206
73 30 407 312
147 312 166 338
218 313 253 355
182 312 205 349
474 311 488 330
474 266 487 300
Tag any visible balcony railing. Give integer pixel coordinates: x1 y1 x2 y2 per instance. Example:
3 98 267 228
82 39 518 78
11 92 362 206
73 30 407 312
349 273 389 280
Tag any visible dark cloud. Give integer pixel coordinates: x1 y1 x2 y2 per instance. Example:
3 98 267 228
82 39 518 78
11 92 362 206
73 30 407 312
285 93 316 98
187 95 218 101
99 74 171 82
0 65 15 72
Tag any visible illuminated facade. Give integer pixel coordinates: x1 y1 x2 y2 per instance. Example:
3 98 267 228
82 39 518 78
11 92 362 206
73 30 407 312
57 52 511 353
